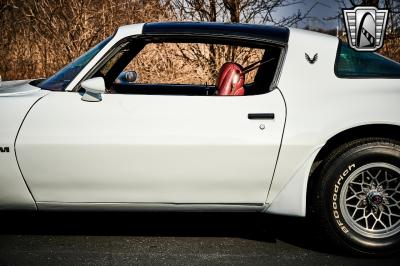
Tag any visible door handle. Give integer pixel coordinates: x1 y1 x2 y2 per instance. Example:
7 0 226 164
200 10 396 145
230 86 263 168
248 113 275 120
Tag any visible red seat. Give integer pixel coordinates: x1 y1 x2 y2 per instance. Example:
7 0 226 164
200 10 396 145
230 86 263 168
216 62 245 96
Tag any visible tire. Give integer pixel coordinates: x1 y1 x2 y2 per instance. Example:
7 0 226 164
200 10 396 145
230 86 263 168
310 138 400 255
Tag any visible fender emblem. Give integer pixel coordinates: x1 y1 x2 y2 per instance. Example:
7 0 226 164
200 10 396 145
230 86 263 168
305 53 318 64
0 147 10 153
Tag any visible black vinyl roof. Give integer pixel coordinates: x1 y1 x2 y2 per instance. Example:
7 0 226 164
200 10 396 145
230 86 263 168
143 22 289 44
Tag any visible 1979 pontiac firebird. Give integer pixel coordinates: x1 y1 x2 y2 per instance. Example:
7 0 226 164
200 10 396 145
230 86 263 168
1 22 400 255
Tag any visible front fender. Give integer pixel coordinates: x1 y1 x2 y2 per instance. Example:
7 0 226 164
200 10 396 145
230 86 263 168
0 83 48 210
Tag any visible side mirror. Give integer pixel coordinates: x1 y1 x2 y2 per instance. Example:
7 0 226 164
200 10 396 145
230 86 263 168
125 71 138 83
81 77 106 102
116 71 138 84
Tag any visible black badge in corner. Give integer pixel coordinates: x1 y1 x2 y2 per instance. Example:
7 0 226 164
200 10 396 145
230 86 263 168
305 53 318 64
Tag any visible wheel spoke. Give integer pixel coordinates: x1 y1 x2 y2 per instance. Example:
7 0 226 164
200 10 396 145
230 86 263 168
373 169 382 180
378 218 388 230
372 213 381 230
346 194 358 201
351 207 360 218
348 186 361 198
355 214 366 222
365 213 371 230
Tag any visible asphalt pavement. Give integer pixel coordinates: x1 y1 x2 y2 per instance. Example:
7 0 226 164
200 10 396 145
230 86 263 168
0 211 399 265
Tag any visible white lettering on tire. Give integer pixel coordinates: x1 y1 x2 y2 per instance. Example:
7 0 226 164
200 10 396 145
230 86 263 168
332 163 355 234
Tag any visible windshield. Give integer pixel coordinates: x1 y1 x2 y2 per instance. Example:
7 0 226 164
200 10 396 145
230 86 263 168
37 36 112 91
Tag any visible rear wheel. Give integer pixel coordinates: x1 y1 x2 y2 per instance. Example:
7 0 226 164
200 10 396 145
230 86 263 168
311 138 400 255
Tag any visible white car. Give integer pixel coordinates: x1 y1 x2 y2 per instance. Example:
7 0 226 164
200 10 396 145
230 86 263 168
1 22 399 255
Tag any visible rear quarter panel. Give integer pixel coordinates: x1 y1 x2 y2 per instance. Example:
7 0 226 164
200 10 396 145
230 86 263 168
267 28 400 216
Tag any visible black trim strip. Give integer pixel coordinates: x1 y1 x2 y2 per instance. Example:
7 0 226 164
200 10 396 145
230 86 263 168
143 22 289 44
248 113 275 120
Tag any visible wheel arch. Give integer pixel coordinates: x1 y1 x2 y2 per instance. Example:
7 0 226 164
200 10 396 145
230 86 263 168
306 123 400 214
312 124 400 168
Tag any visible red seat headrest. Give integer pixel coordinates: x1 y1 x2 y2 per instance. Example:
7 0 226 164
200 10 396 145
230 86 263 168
217 62 245 96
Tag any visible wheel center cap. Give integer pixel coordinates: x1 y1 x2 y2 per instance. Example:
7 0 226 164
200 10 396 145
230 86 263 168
367 191 383 206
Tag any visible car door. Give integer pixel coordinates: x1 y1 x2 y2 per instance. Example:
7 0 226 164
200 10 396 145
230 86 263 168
15 89 285 205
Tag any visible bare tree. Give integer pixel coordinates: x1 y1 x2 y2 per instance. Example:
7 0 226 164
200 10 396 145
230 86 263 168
163 0 317 78
2 0 397 81
168 0 317 25
0 0 171 80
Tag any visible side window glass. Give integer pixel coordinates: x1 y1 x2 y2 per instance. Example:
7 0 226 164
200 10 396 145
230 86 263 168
124 43 265 85
336 43 400 78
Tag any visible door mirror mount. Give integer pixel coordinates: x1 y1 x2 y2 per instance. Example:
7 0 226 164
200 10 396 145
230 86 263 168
81 77 106 102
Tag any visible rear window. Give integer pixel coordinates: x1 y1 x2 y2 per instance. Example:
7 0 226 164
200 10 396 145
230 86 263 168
335 42 400 78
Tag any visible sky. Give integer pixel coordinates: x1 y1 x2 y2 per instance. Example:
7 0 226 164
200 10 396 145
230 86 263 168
273 0 349 30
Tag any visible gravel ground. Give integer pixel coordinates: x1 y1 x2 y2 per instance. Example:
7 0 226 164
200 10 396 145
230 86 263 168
0 212 399 265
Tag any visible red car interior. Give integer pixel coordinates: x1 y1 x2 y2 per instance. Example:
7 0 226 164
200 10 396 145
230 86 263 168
216 62 245 96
